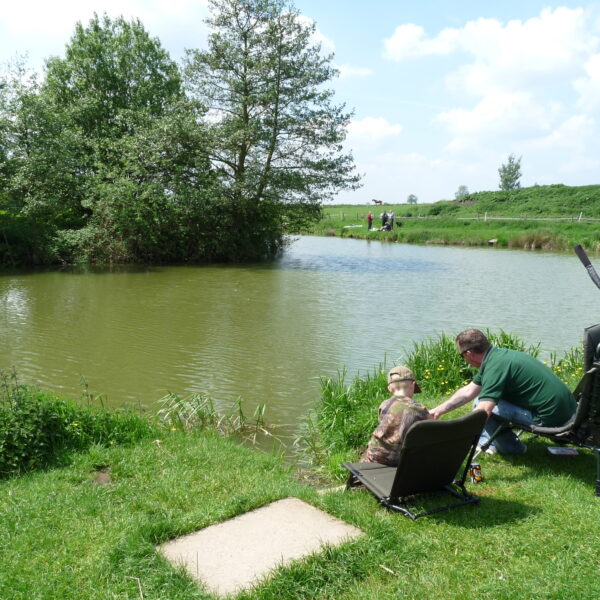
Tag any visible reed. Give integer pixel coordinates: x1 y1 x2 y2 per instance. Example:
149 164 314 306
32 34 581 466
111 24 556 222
157 393 273 441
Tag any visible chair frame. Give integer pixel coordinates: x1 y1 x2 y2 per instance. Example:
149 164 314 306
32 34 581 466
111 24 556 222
343 411 487 520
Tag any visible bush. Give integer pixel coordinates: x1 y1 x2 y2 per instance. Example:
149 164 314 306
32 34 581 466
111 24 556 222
0 372 155 476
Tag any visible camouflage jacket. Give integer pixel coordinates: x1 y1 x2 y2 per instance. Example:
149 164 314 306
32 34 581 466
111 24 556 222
361 396 429 466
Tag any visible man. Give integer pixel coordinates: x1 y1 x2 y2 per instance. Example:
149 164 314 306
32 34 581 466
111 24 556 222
361 365 430 465
430 329 576 454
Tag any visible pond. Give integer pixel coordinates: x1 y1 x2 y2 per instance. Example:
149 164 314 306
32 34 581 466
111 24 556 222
1 236 598 436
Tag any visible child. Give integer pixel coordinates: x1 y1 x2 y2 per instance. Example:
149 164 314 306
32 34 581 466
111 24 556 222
361 365 430 466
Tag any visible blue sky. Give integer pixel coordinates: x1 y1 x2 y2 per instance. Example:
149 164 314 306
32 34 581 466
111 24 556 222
2 1 600 205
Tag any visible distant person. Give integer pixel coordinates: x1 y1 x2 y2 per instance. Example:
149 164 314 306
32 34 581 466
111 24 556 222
380 223 392 231
361 366 431 466
367 211 373 230
430 329 576 454
389 211 395 228
381 211 388 228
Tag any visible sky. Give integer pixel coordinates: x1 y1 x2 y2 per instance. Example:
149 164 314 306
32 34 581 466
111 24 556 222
2 0 600 205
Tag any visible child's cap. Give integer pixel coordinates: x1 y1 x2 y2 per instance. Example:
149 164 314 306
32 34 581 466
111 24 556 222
388 365 421 393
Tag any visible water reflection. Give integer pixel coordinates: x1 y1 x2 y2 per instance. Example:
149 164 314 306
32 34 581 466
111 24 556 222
0 236 598 437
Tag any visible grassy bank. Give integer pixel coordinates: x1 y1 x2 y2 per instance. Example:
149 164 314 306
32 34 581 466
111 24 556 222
311 184 600 252
2 331 600 599
0 371 155 476
3 425 600 599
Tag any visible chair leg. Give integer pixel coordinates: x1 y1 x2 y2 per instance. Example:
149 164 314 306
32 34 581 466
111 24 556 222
595 448 600 497
346 472 362 489
473 422 506 459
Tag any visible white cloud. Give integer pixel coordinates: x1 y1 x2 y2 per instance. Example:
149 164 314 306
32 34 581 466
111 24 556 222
296 15 335 53
575 54 600 112
559 155 600 174
336 63 373 79
383 23 458 60
349 151 486 203
347 116 403 146
385 8 597 96
401 7 600 159
1 0 207 35
527 114 596 153
436 92 562 152
0 0 210 69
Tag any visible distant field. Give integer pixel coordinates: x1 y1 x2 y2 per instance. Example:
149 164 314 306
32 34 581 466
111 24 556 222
309 184 600 252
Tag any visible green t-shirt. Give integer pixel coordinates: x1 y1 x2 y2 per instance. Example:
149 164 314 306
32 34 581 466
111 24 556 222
472 346 575 426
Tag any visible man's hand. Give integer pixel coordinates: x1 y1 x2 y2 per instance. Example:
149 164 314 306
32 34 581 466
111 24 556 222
474 399 496 416
429 407 444 420
429 382 482 420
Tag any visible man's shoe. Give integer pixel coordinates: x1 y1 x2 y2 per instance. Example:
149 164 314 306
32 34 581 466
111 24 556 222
477 444 498 455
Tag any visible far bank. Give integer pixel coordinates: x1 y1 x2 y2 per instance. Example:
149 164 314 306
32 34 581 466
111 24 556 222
311 184 600 252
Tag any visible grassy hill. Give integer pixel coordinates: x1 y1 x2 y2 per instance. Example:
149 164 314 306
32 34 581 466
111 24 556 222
427 184 600 218
311 184 600 252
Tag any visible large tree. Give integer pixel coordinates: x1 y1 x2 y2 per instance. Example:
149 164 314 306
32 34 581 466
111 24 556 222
185 0 361 259
0 61 58 264
4 15 217 264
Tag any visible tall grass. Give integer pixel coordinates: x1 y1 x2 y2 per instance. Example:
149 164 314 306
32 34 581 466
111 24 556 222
157 392 273 442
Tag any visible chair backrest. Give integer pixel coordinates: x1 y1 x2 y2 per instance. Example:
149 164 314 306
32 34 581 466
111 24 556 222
389 411 487 499
585 362 600 446
583 324 600 372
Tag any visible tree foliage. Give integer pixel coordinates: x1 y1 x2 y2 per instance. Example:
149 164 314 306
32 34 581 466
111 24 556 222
0 4 359 266
407 194 418 204
184 0 361 259
1 15 217 264
498 154 522 191
455 185 469 200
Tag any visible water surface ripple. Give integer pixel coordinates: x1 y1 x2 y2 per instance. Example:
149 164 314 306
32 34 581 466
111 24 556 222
0 236 598 434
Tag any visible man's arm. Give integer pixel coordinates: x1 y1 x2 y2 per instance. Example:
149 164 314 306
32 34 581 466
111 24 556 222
430 382 482 419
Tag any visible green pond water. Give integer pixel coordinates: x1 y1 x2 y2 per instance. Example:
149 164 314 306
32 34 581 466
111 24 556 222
1 236 598 440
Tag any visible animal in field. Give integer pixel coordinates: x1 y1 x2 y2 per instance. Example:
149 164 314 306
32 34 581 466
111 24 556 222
371 199 383 205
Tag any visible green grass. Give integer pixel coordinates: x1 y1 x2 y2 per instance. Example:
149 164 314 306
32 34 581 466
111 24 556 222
1 330 598 600
2 427 599 599
0 432 307 600
310 184 600 252
0 371 156 476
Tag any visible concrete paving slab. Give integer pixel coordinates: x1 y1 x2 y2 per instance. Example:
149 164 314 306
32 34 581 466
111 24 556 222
158 497 363 597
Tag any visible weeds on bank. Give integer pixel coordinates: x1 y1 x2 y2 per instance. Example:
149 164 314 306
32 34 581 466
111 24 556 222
0 369 155 477
549 345 584 389
0 366 278 479
157 393 273 442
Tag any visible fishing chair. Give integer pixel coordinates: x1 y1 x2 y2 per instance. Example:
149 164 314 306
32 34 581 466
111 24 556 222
479 323 600 497
343 411 487 520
